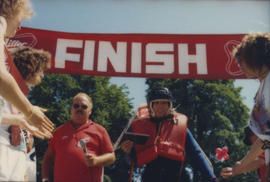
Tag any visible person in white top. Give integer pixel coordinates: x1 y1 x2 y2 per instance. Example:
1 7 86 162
222 32 270 181
0 0 54 136
0 47 51 181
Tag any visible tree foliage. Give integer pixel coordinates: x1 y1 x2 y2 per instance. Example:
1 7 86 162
28 74 133 181
145 78 259 182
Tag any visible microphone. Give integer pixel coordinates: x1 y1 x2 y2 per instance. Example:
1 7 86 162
79 140 87 154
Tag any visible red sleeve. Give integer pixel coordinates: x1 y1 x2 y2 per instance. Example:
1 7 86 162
100 127 114 154
259 153 265 159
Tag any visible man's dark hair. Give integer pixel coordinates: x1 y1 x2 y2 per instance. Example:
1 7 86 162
233 32 270 70
11 46 51 81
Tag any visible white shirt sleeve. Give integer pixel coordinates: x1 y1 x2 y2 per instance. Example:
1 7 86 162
0 96 5 124
262 73 270 113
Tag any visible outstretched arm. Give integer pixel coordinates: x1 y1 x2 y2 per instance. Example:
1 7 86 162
223 138 264 177
0 16 32 117
1 113 51 139
0 60 54 135
185 129 218 182
221 157 264 178
239 138 264 166
0 17 54 136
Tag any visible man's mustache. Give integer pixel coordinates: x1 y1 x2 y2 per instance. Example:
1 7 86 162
76 110 84 114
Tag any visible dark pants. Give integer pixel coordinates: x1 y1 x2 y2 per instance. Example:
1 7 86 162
142 156 182 182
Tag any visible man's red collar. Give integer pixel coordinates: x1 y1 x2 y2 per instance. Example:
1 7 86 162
68 119 93 130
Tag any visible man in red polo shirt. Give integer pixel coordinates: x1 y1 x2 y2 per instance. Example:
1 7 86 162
42 93 115 182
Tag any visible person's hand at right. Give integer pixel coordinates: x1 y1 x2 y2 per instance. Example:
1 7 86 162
220 161 241 178
220 166 233 178
120 140 134 154
24 106 54 138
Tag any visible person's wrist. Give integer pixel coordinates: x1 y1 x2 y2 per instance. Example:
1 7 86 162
42 178 49 182
233 161 242 176
24 106 34 119
17 116 25 127
94 156 100 166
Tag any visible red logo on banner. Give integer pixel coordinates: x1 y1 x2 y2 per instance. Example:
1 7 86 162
6 33 37 49
224 40 243 76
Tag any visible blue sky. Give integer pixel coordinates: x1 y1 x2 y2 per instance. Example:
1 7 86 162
23 0 270 110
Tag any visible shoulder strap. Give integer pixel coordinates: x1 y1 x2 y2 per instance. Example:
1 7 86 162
4 46 29 95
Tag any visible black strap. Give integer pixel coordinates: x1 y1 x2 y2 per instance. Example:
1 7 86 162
261 140 270 150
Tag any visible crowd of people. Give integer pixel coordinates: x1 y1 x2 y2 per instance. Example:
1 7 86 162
0 0 269 182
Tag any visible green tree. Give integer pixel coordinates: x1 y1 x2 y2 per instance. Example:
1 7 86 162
28 74 133 182
145 78 259 182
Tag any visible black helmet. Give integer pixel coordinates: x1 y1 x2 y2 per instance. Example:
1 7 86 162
147 87 173 104
147 87 174 117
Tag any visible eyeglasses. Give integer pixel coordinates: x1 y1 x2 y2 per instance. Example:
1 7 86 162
72 104 88 110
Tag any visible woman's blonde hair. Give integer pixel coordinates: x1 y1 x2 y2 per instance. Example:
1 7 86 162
0 0 34 20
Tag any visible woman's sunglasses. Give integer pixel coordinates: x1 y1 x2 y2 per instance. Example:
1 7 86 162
72 104 88 110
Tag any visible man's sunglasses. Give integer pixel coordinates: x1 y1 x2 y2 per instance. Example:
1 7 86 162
72 104 88 110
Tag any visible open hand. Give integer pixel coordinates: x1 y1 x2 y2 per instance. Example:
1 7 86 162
25 106 54 137
20 117 52 139
220 161 241 178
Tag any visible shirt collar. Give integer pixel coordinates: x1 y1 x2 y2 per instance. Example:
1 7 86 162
68 119 93 131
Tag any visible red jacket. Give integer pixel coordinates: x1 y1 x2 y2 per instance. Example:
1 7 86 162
132 113 188 166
